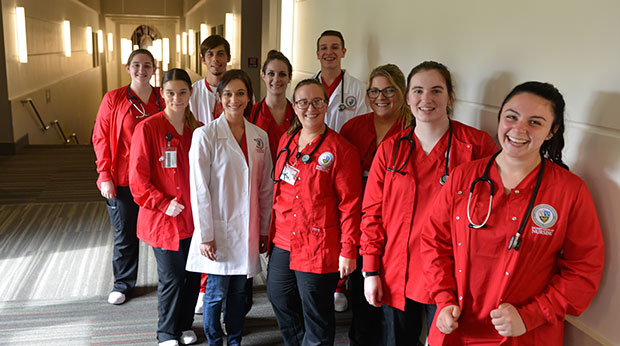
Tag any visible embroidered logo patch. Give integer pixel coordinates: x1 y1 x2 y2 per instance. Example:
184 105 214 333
318 152 334 167
254 138 265 153
531 204 557 228
345 95 357 108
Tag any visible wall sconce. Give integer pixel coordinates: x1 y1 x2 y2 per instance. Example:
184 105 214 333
121 38 132 63
225 13 235 65
108 33 113 52
188 29 194 56
176 34 180 53
63 20 71 57
280 0 294 62
182 32 187 55
97 30 104 53
163 38 170 71
15 7 27 63
85 26 93 54
200 24 207 44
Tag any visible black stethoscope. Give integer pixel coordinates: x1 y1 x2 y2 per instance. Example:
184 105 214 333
314 71 346 111
388 120 453 185
466 150 546 251
127 85 162 119
271 125 329 183
251 99 295 124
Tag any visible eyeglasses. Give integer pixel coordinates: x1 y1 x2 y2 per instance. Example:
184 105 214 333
294 98 328 110
367 87 397 99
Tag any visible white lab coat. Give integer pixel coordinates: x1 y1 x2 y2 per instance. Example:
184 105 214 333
189 78 223 124
185 116 273 277
315 70 370 132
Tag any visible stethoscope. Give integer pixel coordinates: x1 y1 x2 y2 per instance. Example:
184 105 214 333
387 120 453 185
466 150 546 251
314 71 346 111
127 85 162 119
251 99 295 124
271 125 329 183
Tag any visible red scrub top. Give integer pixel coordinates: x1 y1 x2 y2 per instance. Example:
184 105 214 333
249 99 294 163
421 158 604 345
129 112 194 251
361 121 497 309
93 85 163 189
269 127 363 274
340 112 403 187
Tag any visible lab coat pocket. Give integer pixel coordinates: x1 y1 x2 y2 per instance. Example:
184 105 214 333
105 198 123 230
306 226 327 261
213 220 228 262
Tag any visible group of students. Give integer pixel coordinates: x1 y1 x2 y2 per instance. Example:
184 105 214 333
93 30 605 346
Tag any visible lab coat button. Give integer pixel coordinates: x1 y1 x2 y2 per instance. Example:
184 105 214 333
458 242 462 246
466 145 471 149
293 214 297 217
512 216 517 221
295 195 299 199
459 269 462 273
515 190 520 194
456 216 460 220
505 272 510 276
176 187 180 190
292 232 296 235
457 190 462 195
459 296 463 300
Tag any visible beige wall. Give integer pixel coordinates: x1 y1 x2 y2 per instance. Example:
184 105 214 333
2 0 103 145
272 0 619 344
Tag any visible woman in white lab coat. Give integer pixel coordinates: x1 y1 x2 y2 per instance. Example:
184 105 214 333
185 69 273 346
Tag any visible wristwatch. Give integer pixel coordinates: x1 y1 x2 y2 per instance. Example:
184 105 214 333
362 271 380 278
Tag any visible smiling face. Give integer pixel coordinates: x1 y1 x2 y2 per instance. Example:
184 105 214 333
202 44 230 77
262 59 291 96
406 69 451 125
125 53 154 85
293 83 328 132
497 92 556 162
316 35 346 70
368 75 402 119
220 78 250 119
162 80 191 114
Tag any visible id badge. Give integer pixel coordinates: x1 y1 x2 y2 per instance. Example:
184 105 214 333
163 147 177 168
281 164 299 185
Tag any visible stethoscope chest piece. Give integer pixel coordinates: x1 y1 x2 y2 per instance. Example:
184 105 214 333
301 154 311 164
440 174 449 185
338 103 346 111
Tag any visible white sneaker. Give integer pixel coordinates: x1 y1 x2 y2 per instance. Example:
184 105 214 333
194 292 204 314
180 330 197 345
158 340 179 346
334 292 348 312
107 291 126 305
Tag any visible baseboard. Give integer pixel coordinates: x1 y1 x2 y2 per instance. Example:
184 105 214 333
0 134 29 155
565 317 612 346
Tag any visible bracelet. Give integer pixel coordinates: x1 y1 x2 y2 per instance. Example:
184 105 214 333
362 271 380 278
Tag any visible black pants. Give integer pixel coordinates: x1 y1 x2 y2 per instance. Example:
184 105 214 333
152 238 201 342
105 186 139 294
382 298 424 346
267 247 339 346
349 255 384 346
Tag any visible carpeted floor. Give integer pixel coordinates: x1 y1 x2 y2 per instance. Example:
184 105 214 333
0 145 355 345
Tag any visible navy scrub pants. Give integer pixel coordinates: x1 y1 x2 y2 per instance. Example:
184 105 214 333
105 186 139 295
267 246 339 346
152 237 201 343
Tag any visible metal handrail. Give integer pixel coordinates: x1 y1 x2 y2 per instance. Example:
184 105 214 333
51 120 71 144
21 98 49 131
70 133 80 144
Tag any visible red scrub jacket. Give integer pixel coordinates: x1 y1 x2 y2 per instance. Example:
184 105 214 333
361 121 497 309
421 158 604 345
268 127 363 274
92 85 163 189
129 112 194 251
249 99 294 164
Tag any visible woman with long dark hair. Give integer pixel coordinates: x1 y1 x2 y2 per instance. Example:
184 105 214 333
422 81 604 345
129 68 201 346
